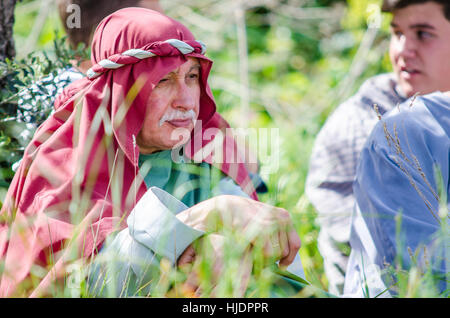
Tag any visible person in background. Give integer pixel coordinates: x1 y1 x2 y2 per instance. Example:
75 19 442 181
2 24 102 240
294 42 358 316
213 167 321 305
305 0 450 295
344 91 449 297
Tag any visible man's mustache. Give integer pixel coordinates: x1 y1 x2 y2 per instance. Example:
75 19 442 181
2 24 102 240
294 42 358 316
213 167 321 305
159 109 197 127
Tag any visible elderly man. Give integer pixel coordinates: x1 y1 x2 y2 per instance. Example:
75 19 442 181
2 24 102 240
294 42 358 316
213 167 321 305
0 8 302 297
305 0 450 295
15 0 266 191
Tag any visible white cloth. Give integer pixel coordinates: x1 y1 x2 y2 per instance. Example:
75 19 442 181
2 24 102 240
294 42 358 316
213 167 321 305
88 187 204 296
88 185 305 296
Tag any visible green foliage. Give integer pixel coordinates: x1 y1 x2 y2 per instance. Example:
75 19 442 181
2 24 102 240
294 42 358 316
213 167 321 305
0 35 89 202
2 0 446 298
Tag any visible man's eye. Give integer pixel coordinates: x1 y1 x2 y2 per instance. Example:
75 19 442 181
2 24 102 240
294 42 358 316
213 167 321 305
417 30 433 40
157 78 169 85
392 29 403 38
188 73 199 79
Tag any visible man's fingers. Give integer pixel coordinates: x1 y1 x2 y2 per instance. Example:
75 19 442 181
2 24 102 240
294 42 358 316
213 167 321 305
237 249 253 297
279 230 290 259
179 263 200 296
263 232 281 260
273 208 301 267
279 227 301 267
177 244 196 267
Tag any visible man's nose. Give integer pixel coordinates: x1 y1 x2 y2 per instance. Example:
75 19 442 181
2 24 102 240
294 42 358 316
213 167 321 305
172 81 197 110
396 34 417 59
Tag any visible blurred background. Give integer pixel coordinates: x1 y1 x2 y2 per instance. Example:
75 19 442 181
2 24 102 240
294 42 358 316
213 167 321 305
2 0 393 290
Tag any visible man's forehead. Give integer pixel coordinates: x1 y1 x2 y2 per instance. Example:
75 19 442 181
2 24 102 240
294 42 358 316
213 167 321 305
167 58 201 75
390 21 436 30
390 2 449 28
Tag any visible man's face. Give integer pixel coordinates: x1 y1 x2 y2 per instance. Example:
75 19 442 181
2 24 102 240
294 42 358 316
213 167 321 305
137 57 201 154
389 2 450 97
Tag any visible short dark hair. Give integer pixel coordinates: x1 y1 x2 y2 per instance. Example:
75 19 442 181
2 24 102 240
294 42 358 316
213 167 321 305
57 0 141 49
382 0 450 21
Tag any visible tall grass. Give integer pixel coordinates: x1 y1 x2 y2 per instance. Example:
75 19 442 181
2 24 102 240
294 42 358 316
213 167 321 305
2 0 447 298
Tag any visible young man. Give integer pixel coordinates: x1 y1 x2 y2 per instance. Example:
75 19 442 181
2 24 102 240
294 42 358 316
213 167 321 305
344 90 449 297
305 0 450 295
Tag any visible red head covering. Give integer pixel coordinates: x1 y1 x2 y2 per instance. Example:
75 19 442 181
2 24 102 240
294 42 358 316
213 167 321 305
0 8 257 297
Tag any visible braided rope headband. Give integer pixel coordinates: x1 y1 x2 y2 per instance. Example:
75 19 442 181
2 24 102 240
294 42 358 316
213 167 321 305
87 39 207 80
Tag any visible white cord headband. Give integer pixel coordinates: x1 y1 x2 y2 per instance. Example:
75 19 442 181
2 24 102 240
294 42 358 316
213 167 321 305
87 39 207 80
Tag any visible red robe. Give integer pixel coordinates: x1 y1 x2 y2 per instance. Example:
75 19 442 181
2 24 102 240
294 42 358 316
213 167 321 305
0 8 257 297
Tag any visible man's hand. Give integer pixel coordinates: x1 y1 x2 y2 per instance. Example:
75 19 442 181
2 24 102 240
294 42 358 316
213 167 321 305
177 234 253 297
176 195 301 268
